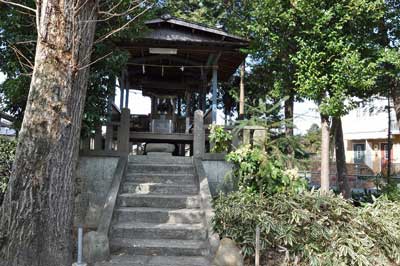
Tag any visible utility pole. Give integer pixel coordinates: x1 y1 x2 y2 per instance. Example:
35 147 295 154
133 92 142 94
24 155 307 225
387 95 392 179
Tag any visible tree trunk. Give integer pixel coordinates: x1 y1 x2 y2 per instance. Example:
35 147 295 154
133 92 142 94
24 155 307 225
284 93 294 167
239 62 245 119
0 1 98 266
332 117 351 198
391 82 400 126
320 114 330 193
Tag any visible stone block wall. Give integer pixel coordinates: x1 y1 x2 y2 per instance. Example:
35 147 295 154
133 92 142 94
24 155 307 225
202 160 234 196
75 156 119 229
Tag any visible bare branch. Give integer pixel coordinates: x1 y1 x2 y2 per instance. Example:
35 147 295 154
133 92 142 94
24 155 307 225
74 0 90 15
14 40 36 45
94 4 153 44
9 43 34 70
99 1 142 17
78 51 113 71
98 0 124 16
0 0 36 13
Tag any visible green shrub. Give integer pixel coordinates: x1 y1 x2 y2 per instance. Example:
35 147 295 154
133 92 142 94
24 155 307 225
213 190 400 266
0 138 16 204
226 145 307 195
208 125 232 153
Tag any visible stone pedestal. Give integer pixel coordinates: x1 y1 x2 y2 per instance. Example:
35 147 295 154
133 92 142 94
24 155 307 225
145 143 175 154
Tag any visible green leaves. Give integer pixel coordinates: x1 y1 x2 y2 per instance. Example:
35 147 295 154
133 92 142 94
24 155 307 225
213 190 400 265
293 0 383 117
208 125 233 153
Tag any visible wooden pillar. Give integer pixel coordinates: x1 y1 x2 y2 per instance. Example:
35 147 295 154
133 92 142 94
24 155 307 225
212 67 218 124
185 91 191 133
151 96 156 114
239 62 245 118
118 108 130 154
105 124 113 151
125 76 129 108
193 110 205 158
119 76 124 110
105 87 113 151
94 125 103 151
82 137 91 151
178 97 182 116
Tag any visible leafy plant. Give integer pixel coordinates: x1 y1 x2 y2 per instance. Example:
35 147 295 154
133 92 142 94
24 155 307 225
208 125 232 153
226 144 307 195
0 138 16 204
213 190 400 266
225 101 307 195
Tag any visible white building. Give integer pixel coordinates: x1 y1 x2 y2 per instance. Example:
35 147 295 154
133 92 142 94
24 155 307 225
342 97 399 174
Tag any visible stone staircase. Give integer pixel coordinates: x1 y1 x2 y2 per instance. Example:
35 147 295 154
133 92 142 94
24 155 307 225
97 155 211 266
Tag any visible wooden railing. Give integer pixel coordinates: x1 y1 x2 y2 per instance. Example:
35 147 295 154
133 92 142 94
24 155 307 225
80 108 131 156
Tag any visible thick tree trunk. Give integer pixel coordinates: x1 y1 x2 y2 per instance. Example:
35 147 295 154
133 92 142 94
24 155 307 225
0 1 98 266
320 114 330 193
284 93 294 167
332 117 351 198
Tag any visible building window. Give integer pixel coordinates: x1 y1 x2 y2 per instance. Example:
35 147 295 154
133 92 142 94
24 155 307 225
383 144 389 160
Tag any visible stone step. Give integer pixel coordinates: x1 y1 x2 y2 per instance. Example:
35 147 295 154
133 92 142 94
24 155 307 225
110 238 209 257
112 222 206 240
125 173 195 185
95 254 210 266
129 155 193 165
127 164 194 175
114 207 204 224
121 182 198 195
118 194 201 209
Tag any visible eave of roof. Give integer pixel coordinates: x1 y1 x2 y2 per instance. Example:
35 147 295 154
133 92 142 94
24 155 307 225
145 16 250 43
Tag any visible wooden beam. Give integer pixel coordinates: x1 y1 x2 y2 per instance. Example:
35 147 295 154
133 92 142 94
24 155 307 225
130 132 193 144
0 112 15 122
133 80 201 90
129 55 203 66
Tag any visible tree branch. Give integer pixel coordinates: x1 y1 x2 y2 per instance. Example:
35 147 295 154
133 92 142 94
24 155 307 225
94 4 153 44
0 0 36 13
78 51 113 71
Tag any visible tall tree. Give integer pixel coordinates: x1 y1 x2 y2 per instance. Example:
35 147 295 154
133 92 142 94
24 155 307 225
0 1 99 265
293 0 381 192
0 1 153 265
376 0 400 124
332 117 351 198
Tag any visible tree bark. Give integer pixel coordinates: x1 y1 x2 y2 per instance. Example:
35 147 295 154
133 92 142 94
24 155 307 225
0 1 98 266
332 116 351 198
320 114 330 193
284 93 294 167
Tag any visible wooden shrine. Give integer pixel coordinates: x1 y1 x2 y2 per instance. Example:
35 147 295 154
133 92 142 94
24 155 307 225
82 14 249 155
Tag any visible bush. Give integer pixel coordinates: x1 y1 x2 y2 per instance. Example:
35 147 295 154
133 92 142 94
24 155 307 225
208 125 232 153
213 190 400 266
226 145 307 195
0 138 16 204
